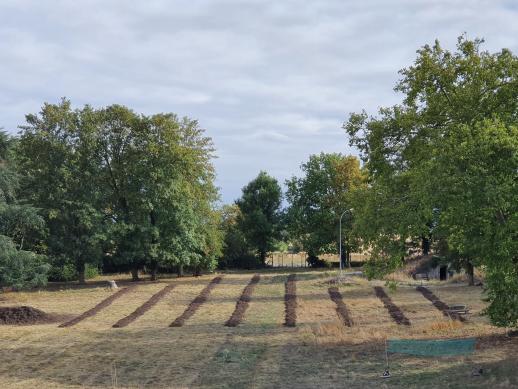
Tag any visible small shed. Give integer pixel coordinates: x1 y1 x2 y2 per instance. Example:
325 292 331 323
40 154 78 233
413 256 453 281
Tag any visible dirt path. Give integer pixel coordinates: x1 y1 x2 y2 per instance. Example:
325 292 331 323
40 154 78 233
112 283 176 328
170 276 223 327
225 274 261 327
373 286 411 326
328 287 354 327
284 274 297 327
416 286 466 322
59 286 136 328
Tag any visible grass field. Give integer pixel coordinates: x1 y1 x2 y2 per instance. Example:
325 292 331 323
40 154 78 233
1 269 517 388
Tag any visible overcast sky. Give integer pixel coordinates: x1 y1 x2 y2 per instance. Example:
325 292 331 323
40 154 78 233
1 1 517 203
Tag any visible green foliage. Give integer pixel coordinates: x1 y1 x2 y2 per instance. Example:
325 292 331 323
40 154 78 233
0 235 49 289
219 204 259 269
344 35 518 327
236 171 282 265
15 100 222 281
285 153 365 261
17 101 105 283
0 130 48 289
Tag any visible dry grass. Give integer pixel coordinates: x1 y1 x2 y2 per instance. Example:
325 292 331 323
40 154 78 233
0 270 516 388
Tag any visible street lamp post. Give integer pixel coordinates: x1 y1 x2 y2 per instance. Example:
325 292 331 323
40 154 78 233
339 208 353 279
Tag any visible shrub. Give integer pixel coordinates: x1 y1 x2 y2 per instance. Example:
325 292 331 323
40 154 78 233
0 235 49 289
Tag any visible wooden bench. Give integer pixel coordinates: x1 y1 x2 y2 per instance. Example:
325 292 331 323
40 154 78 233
414 273 429 281
446 304 470 316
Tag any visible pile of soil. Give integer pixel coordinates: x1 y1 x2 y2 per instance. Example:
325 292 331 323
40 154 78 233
328 287 353 327
374 286 411 326
416 286 465 322
113 283 176 328
60 285 136 328
0 306 60 325
170 276 223 327
225 274 261 327
284 274 297 327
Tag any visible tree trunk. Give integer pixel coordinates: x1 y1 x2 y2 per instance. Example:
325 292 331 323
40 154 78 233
177 264 184 277
77 261 86 284
422 236 430 255
466 261 475 286
260 250 266 267
150 263 158 281
131 266 140 281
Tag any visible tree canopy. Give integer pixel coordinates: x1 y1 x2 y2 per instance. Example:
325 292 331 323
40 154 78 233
345 36 518 326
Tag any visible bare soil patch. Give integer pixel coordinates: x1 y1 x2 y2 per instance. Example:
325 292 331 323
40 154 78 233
373 286 411 326
225 274 261 327
59 285 136 328
417 286 466 322
113 283 176 328
284 274 297 327
328 287 353 327
170 276 223 327
1 306 68 325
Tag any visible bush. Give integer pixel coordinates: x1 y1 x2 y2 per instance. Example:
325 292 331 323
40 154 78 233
306 255 331 268
0 235 49 289
48 256 99 282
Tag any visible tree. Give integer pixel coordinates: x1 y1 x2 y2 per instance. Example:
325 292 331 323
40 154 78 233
219 204 256 268
17 100 105 283
94 106 220 279
285 153 365 266
345 36 518 327
0 131 48 289
236 171 282 265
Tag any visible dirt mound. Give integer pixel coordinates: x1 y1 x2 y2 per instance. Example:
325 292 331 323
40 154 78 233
225 274 261 327
328 287 353 327
170 276 223 327
0 306 60 325
113 283 176 328
284 274 297 327
374 286 411 326
416 286 466 322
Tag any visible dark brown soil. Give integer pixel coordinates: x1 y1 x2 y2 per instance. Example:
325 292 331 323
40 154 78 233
284 274 297 327
1 306 65 325
59 285 137 328
113 283 176 328
170 276 223 327
225 274 261 327
373 286 411 326
328 287 353 327
416 286 466 322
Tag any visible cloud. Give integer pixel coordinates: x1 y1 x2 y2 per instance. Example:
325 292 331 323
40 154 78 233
0 0 517 202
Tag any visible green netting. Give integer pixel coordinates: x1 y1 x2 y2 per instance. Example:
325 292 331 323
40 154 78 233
388 338 476 357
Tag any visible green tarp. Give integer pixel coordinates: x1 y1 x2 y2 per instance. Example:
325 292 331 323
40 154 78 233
388 338 476 357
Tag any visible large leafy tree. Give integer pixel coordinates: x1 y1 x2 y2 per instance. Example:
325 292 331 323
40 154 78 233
0 131 48 289
236 171 282 265
345 36 518 327
95 107 220 279
17 101 105 283
285 153 365 265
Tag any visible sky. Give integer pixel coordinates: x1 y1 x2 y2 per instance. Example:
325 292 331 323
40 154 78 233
1 0 517 203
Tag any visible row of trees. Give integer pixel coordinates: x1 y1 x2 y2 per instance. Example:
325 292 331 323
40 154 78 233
220 154 366 269
221 36 517 329
1 36 516 329
0 100 222 286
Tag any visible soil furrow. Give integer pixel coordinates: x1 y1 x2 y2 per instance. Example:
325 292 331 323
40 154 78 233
225 274 261 327
59 286 136 328
373 286 411 326
112 283 176 328
328 287 353 327
170 276 223 327
284 274 297 327
416 286 465 322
